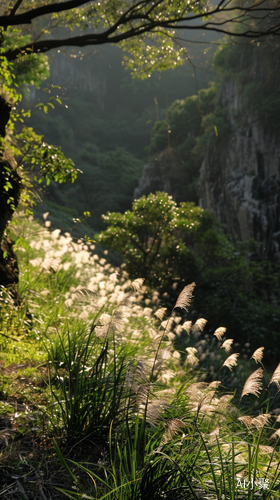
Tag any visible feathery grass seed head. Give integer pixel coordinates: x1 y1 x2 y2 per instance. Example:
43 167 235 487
221 339 233 352
251 347 264 364
214 327 226 341
154 307 167 321
174 282 195 312
222 353 239 371
269 362 280 388
240 368 263 399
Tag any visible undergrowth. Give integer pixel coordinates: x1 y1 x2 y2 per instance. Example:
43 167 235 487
0 211 280 499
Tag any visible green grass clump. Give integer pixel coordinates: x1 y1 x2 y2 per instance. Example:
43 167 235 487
1 211 280 499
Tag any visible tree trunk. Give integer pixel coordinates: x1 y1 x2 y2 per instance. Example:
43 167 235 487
0 95 21 290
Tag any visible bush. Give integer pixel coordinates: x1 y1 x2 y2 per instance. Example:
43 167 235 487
97 192 203 289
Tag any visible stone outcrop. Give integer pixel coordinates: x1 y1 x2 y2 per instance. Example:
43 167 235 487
197 75 280 260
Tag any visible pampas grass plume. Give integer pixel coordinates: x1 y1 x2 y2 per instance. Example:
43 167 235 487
222 353 239 371
182 321 192 334
240 368 263 400
174 282 195 312
251 347 264 364
238 416 253 428
193 318 207 332
214 327 226 341
269 362 280 388
154 307 167 321
131 278 145 291
221 339 233 352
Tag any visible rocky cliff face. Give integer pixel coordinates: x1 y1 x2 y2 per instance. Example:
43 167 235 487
197 75 280 260
134 47 280 260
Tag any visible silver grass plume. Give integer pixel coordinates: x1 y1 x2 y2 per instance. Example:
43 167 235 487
185 347 199 367
182 321 192 334
222 353 239 371
270 428 280 440
154 307 167 321
238 416 253 428
164 418 185 440
174 282 195 312
221 339 233 352
239 414 270 430
251 347 264 364
240 368 263 400
252 414 271 430
214 327 226 341
72 287 98 299
192 318 207 333
268 362 280 388
131 278 145 292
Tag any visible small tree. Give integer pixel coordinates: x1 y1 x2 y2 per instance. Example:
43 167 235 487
98 191 203 288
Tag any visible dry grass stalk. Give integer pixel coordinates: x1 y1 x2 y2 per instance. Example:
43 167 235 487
209 381 221 389
269 362 280 388
240 368 263 400
182 321 192 334
239 416 253 428
221 339 233 352
222 353 239 371
185 347 199 367
214 327 226 341
154 307 167 321
95 314 111 338
270 428 280 440
174 282 195 312
218 394 233 408
238 414 271 430
192 318 207 333
131 278 145 291
252 414 271 430
161 318 174 333
165 418 185 439
186 382 209 400
251 347 264 364
72 287 98 299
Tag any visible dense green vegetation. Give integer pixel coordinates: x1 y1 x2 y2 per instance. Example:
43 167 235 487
23 42 212 232
98 192 280 364
1 4 280 496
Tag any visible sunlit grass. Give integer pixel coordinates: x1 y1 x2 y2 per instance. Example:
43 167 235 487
1 210 280 499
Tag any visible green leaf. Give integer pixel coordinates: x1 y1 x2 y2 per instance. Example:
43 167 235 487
43 105 48 114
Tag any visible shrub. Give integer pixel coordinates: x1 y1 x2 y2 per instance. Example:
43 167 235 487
97 192 203 290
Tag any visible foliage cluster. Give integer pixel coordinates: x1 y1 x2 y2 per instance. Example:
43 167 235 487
98 192 280 362
212 41 280 133
149 84 231 203
0 32 81 222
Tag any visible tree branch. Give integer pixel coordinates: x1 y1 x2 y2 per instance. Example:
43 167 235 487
2 0 280 61
9 0 24 17
0 0 92 26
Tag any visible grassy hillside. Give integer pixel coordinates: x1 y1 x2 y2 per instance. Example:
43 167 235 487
0 212 280 499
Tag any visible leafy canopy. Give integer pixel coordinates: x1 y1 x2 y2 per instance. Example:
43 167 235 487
1 0 280 78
